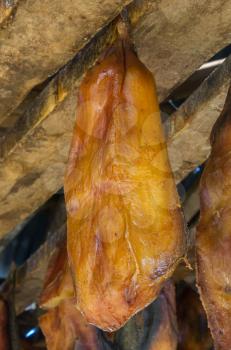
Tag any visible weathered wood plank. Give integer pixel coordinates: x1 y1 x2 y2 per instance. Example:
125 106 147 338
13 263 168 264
2 0 231 127
0 1 231 240
167 55 231 182
0 0 18 26
134 0 231 100
0 0 131 126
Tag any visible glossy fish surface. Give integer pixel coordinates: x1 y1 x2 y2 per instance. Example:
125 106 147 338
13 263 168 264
64 39 186 331
196 85 231 349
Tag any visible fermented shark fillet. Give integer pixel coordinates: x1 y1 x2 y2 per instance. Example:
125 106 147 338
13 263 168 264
177 284 213 350
0 299 9 350
196 85 231 349
39 239 74 309
148 281 178 350
39 299 101 350
39 242 103 350
115 281 178 350
64 36 186 331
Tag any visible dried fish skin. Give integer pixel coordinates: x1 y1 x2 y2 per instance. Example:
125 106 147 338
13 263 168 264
196 85 231 349
115 281 178 350
39 239 74 309
0 299 9 350
177 284 213 350
39 242 102 350
39 299 101 350
65 39 186 331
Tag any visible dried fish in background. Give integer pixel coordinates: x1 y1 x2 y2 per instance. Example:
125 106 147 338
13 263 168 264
0 298 9 350
114 280 177 350
40 299 101 350
39 240 102 350
196 84 231 349
177 283 213 350
147 281 178 350
39 239 73 309
64 27 186 331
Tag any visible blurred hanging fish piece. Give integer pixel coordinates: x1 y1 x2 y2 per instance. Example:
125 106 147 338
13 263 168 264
40 299 102 350
39 238 74 309
196 84 231 349
64 30 186 331
39 239 104 350
177 283 213 350
0 298 9 350
115 280 178 350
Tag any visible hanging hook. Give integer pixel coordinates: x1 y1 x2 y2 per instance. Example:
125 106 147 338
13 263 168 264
117 8 131 40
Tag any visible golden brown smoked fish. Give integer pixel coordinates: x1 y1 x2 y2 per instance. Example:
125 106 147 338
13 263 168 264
177 283 213 350
196 85 231 349
39 241 101 350
64 37 186 331
39 299 101 350
0 299 9 350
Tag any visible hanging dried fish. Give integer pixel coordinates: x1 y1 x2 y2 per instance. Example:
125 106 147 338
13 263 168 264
40 299 101 350
0 298 9 350
196 84 231 349
39 240 103 350
39 239 73 309
115 280 178 350
177 283 213 350
64 27 186 331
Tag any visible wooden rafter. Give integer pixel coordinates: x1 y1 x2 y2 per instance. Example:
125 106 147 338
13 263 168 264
0 0 231 242
0 0 132 126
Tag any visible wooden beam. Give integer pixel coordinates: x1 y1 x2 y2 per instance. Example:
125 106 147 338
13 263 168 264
2 0 231 127
0 0 19 26
0 0 132 126
133 0 231 100
167 55 231 182
0 1 231 241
